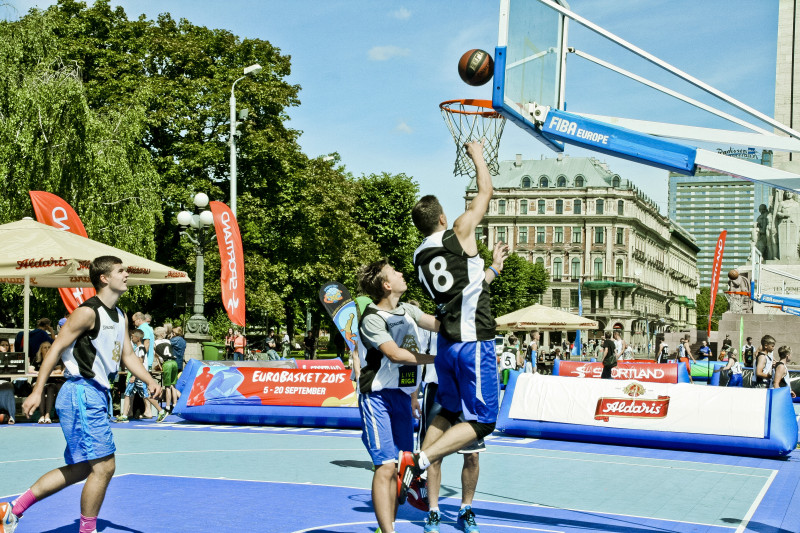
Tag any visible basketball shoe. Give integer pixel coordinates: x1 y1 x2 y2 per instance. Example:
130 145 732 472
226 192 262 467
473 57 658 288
396 451 421 504
407 477 429 512
423 510 440 532
1 501 19 533
457 505 480 532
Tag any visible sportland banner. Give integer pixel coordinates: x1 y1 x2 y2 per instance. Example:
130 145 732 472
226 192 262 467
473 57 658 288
210 201 245 327
708 230 727 336
509 373 767 438
186 366 356 407
29 191 96 312
557 361 683 383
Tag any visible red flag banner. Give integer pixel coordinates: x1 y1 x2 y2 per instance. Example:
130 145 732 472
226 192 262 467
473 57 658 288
29 191 96 312
708 230 727 336
210 201 245 327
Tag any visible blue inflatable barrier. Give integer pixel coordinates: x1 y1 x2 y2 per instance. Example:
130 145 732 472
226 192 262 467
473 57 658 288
174 359 361 428
497 370 798 457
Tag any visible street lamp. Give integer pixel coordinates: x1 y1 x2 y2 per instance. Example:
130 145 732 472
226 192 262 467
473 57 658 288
230 63 262 217
178 192 215 339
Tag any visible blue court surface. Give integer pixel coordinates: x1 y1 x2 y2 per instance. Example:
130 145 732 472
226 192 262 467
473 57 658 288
1 415 799 532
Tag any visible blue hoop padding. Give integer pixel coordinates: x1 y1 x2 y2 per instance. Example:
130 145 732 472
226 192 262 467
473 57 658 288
497 370 798 457
553 359 690 383
173 359 361 428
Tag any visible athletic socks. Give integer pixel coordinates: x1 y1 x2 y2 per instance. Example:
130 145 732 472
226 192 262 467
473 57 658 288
419 451 431 470
11 488 36 517
79 514 97 533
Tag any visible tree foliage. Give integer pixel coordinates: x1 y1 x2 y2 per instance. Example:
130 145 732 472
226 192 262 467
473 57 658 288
695 287 728 332
478 243 550 317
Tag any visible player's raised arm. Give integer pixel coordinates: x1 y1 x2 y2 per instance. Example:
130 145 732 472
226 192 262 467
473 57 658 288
453 140 492 255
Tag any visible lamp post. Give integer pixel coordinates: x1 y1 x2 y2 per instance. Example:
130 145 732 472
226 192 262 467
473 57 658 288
177 193 215 345
230 63 262 217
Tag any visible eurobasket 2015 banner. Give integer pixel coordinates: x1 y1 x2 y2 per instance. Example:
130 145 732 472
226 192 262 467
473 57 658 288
186 366 357 408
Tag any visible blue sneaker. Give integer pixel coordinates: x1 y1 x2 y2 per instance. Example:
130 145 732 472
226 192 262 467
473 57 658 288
1 501 19 533
457 506 479 532
423 510 440 532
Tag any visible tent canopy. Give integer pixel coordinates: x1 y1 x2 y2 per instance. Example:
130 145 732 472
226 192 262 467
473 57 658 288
495 304 598 331
0 219 191 287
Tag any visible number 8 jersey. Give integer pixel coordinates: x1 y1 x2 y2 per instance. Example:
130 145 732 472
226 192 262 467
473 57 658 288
413 229 495 342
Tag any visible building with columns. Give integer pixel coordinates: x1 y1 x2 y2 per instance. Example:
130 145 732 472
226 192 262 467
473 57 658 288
469 154 700 350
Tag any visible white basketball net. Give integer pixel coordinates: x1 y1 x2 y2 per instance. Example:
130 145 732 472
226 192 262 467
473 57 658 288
440 99 506 179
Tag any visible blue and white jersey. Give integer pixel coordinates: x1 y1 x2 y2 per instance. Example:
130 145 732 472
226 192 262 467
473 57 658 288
62 296 126 390
358 302 422 394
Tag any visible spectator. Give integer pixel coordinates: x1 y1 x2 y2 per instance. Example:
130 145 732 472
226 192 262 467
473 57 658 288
679 335 697 364
264 328 279 360
716 348 743 387
33 341 63 424
153 327 173 422
698 340 712 359
772 346 795 396
0 379 14 424
613 331 626 362
601 331 616 379
15 318 54 367
303 331 316 360
0 338 9 352
117 328 161 422
225 328 236 360
233 329 246 361
132 312 154 371
742 337 755 367
753 335 776 388
281 330 291 359
169 326 187 372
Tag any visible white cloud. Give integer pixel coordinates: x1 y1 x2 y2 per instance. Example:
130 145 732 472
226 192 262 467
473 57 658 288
390 7 411 20
396 121 413 134
368 45 411 61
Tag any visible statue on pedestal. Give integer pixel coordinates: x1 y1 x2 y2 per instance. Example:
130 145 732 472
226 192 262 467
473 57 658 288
726 269 752 314
753 203 776 260
776 191 800 261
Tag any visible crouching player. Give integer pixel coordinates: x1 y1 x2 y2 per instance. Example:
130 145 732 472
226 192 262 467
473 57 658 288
356 259 438 533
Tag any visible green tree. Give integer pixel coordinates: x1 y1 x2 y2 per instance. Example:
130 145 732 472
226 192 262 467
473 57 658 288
478 243 549 317
695 287 728 332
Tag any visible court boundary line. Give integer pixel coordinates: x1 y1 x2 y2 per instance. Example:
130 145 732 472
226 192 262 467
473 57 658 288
735 469 778 533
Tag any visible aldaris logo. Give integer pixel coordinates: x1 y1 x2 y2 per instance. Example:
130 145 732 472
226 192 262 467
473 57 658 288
594 381 670 422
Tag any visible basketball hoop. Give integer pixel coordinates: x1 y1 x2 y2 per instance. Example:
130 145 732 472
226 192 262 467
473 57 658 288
440 99 506 178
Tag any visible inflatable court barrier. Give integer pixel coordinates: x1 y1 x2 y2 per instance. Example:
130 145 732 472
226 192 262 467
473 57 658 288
554 359 690 383
687 359 727 382
497 371 797 457
710 366 800 401
173 359 361 428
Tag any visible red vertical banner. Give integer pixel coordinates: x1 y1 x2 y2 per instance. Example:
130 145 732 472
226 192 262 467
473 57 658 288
209 201 246 327
29 191 96 313
708 230 727 336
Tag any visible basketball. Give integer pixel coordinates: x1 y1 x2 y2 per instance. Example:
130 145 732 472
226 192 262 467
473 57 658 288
728 269 739 280
458 49 494 86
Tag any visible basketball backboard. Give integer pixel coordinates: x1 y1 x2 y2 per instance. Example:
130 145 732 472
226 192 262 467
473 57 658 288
492 0 800 190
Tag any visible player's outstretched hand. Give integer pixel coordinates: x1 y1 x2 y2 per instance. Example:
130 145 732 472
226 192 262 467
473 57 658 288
22 393 41 418
464 139 486 161
149 381 163 400
492 240 509 270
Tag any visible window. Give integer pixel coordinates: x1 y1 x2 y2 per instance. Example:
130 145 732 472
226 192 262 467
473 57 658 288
554 226 564 243
618 200 624 215
571 258 580 280
570 289 579 308
556 199 563 214
535 257 544 267
572 227 582 243
522 176 531 188
596 199 604 214
593 258 603 279
575 175 585 187
557 176 566 187
475 227 483 241
552 289 561 308
536 227 545 243
538 200 545 214
612 176 621 188
519 227 528 244
497 227 506 242
616 228 624 244
539 176 549 188
574 199 581 214
616 259 623 281
594 227 604 243
553 258 563 279
520 199 528 214
498 200 506 215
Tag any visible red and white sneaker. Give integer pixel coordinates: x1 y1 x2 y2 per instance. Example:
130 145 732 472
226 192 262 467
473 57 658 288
407 477 429 512
396 451 421 504
1 502 19 533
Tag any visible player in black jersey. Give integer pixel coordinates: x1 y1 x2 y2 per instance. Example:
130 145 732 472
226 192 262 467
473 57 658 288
399 141 508 528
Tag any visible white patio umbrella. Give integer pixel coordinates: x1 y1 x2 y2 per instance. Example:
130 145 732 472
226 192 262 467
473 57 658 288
0 219 192 374
494 303 598 331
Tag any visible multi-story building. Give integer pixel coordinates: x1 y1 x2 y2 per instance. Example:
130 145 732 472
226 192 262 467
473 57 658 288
469 154 700 350
668 151 773 286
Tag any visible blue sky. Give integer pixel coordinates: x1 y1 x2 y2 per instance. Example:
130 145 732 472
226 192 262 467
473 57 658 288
6 1 781 220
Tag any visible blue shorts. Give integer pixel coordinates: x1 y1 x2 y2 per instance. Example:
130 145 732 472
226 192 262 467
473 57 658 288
728 373 743 387
435 337 499 424
124 379 150 398
56 379 116 465
359 388 413 466
419 382 485 453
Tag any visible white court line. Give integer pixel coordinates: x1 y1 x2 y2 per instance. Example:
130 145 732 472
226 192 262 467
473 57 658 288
735 469 778 533
485 450 776 478
291 520 564 533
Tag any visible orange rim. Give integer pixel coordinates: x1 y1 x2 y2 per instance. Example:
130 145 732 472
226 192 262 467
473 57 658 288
440 99 502 118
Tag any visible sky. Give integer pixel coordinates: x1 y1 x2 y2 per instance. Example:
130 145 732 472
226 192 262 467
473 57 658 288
4 0 782 221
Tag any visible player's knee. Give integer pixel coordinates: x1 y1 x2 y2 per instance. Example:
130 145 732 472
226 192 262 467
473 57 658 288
463 452 479 468
437 408 460 426
469 421 495 440
91 455 116 479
